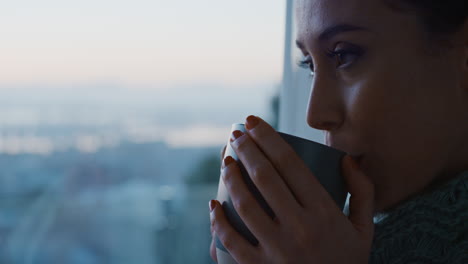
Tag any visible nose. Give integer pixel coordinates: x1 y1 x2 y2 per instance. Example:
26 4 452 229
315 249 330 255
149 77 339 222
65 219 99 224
306 74 344 131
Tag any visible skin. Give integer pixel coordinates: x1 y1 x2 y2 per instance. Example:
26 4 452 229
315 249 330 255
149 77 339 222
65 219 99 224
296 0 468 212
210 0 468 262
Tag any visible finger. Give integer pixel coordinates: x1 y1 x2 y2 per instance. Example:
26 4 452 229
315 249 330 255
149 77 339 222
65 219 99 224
222 156 276 243
220 145 227 161
230 130 301 219
211 218 215 235
210 202 216 235
244 115 329 208
210 200 261 264
342 155 375 235
210 238 218 263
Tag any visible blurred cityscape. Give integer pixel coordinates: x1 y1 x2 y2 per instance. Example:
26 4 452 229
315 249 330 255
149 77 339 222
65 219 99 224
0 87 278 264
0 142 219 264
0 92 216 264
0 136 223 264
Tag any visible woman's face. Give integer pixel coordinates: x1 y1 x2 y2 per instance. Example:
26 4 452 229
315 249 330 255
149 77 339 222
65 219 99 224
295 0 468 212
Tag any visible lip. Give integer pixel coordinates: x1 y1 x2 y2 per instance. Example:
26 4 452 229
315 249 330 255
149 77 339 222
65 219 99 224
327 144 363 163
325 135 364 165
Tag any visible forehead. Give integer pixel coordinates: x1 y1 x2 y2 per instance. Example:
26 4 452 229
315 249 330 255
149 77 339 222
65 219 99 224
295 0 390 43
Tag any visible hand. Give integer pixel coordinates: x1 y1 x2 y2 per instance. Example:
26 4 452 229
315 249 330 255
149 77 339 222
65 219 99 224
209 116 375 264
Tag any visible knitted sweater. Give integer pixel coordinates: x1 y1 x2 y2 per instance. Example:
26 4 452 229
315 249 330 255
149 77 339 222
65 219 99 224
369 170 468 264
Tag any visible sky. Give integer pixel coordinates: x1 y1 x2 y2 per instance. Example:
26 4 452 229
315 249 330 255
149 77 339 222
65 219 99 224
0 0 285 88
0 0 287 152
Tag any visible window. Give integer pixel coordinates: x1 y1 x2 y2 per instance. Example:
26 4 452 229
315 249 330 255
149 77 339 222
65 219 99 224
0 1 284 263
278 0 324 143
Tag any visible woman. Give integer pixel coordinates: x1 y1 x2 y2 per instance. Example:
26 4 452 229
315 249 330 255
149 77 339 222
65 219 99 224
209 0 467 263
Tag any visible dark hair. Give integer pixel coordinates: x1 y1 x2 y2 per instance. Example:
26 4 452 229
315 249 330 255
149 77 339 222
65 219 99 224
384 0 467 37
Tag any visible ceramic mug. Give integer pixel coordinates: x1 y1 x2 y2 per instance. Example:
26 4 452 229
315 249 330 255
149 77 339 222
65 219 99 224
215 123 347 264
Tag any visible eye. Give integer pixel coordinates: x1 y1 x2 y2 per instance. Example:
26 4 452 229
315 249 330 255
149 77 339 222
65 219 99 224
326 43 364 69
296 43 364 75
297 55 315 75
328 50 358 68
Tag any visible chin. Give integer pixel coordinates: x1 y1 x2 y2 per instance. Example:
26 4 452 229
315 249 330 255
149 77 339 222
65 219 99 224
372 180 409 214
360 160 397 214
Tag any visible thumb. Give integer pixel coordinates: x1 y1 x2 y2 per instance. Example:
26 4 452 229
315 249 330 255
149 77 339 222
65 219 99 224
342 155 375 234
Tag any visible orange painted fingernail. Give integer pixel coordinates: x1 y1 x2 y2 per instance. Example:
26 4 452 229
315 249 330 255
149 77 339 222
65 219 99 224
209 200 217 212
245 115 259 130
230 130 244 142
222 156 235 169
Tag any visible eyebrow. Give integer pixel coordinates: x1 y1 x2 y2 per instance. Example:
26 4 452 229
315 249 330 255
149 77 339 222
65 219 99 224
296 23 371 49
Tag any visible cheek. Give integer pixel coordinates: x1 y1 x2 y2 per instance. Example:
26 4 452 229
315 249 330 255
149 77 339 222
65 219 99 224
345 65 458 209
344 76 407 147
347 57 443 152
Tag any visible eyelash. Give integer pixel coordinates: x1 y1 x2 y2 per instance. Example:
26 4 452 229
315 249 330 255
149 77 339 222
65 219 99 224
298 47 363 76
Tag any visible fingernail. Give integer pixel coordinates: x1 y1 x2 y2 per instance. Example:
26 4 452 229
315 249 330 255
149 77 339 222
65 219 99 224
209 200 217 212
245 115 260 130
222 156 235 169
230 130 244 142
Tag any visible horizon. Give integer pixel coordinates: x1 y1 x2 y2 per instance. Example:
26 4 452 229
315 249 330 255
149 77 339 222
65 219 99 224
0 82 279 154
0 0 285 151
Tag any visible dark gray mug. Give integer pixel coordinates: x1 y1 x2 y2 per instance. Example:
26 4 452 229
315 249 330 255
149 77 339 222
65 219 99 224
215 124 347 264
